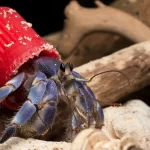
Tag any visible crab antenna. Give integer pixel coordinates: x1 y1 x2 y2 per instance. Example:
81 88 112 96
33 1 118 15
74 70 130 86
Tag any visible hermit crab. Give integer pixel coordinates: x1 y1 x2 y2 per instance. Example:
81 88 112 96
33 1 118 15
0 7 104 143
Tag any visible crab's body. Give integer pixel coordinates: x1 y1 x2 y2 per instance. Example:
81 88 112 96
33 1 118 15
0 6 104 143
0 56 104 143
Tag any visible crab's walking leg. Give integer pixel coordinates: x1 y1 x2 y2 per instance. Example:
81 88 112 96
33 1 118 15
0 73 25 102
0 101 36 143
73 72 104 128
0 72 48 143
70 111 82 140
84 86 104 128
94 101 104 128
33 79 58 135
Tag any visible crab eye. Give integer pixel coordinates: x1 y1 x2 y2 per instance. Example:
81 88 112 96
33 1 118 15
60 63 65 72
68 62 73 71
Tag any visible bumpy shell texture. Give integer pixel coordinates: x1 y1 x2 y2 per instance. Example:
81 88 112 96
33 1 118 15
0 7 60 86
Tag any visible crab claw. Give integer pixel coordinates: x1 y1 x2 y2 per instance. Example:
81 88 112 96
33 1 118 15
0 73 25 102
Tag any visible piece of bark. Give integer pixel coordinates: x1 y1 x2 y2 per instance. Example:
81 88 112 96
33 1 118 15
74 41 150 106
64 33 132 67
57 1 150 58
44 31 61 48
112 0 150 27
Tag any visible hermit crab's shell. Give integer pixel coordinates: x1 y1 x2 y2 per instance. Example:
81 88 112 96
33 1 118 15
0 7 60 87
0 7 60 110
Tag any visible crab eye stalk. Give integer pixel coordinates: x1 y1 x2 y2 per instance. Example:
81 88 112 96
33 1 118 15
60 63 65 72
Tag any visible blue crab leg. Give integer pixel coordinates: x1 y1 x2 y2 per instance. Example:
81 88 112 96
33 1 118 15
28 71 47 104
0 73 25 102
73 71 104 128
0 72 48 143
0 100 36 143
33 80 58 135
94 101 104 128
77 86 94 127
79 85 104 128
82 85 104 127
70 111 80 140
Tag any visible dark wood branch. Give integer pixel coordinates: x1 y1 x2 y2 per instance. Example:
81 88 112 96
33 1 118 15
74 41 150 106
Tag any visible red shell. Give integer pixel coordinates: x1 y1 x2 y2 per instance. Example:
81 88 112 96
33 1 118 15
0 7 60 110
0 7 60 86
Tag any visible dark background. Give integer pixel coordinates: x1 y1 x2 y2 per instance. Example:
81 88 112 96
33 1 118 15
0 0 114 36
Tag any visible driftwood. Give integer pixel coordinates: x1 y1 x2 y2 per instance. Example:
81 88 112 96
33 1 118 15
74 41 150 106
44 1 150 67
56 1 150 58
